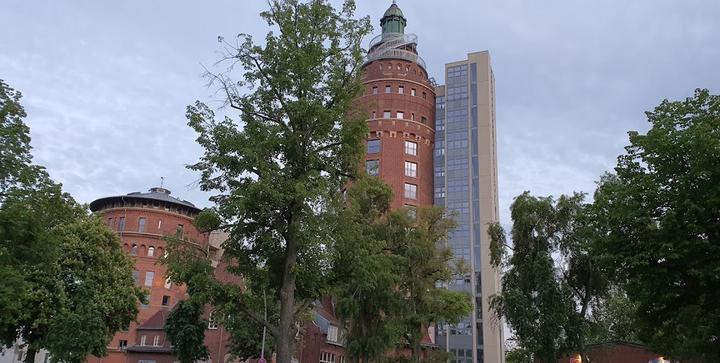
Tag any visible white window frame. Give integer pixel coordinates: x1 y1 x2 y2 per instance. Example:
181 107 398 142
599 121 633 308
404 141 417 156
396 111 404 119
327 325 339 343
398 85 404 94
147 246 155 257
383 110 391 119
140 335 147 346
208 312 219 330
404 183 417 200
144 271 154 287
385 85 391 93
404 161 417 178
320 352 336 363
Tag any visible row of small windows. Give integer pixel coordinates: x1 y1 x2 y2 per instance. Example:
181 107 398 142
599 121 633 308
371 85 427 99
108 216 185 237
127 243 160 257
365 160 417 178
371 110 428 124
367 140 418 156
364 161 419 200
320 351 346 363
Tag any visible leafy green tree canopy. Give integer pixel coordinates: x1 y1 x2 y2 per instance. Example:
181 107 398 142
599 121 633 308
489 192 608 363
169 1 372 362
333 177 471 363
0 79 144 363
593 89 720 361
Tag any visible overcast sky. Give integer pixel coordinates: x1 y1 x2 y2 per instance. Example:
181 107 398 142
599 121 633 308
2 0 719 226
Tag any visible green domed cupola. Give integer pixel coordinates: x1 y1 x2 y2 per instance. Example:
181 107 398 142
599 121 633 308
381 1 406 35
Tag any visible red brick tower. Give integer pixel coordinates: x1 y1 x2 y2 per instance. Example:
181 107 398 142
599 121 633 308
87 187 230 363
357 1 435 211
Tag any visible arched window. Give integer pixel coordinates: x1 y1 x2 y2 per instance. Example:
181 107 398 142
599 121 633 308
130 244 138 256
147 246 155 257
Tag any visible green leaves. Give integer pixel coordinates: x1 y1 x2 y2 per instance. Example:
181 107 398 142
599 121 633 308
489 192 606 363
333 178 470 362
165 300 210 363
593 89 720 361
176 2 373 362
0 79 143 363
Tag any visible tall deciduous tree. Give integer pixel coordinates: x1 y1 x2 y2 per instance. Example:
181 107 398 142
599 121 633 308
0 79 144 363
489 192 607 363
178 1 371 362
593 89 720 361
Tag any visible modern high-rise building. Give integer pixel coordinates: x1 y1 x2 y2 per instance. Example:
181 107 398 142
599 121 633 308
359 3 503 363
433 53 503 363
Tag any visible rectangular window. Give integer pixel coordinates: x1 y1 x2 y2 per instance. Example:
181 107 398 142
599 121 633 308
138 217 146 232
385 85 391 93
404 161 417 178
153 336 160 347
383 110 391 119
138 360 156 363
398 86 404 94
421 116 427 124
423 92 427 99
320 352 336 363
404 183 417 200
366 160 380 176
176 224 183 238
372 86 378 94
164 278 172 289
435 147 445 156
132 270 139 283
208 312 219 330
161 295 170 306
157 219 162 230
411 113 415 121
140 335 147 346
107 217 113 227
118 217 126 231
404 141 417 156
371 111 376 119
144 271 154 287
396 111 404 119
327 325 339 343
367 139 381 154
119 340 128 350
411 88 416 96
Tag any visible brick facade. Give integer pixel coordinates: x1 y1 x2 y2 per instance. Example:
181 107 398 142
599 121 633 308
87 188 231 363
357 58 436 210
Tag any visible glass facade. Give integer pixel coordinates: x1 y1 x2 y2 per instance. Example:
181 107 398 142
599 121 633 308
435 60 493 363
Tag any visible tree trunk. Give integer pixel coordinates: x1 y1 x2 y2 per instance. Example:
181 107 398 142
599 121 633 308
276 225 299 363
409 332 421 363
23 345 37 363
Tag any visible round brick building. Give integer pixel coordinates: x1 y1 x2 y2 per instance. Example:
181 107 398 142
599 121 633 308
357 2 435 210
88 187 230 363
